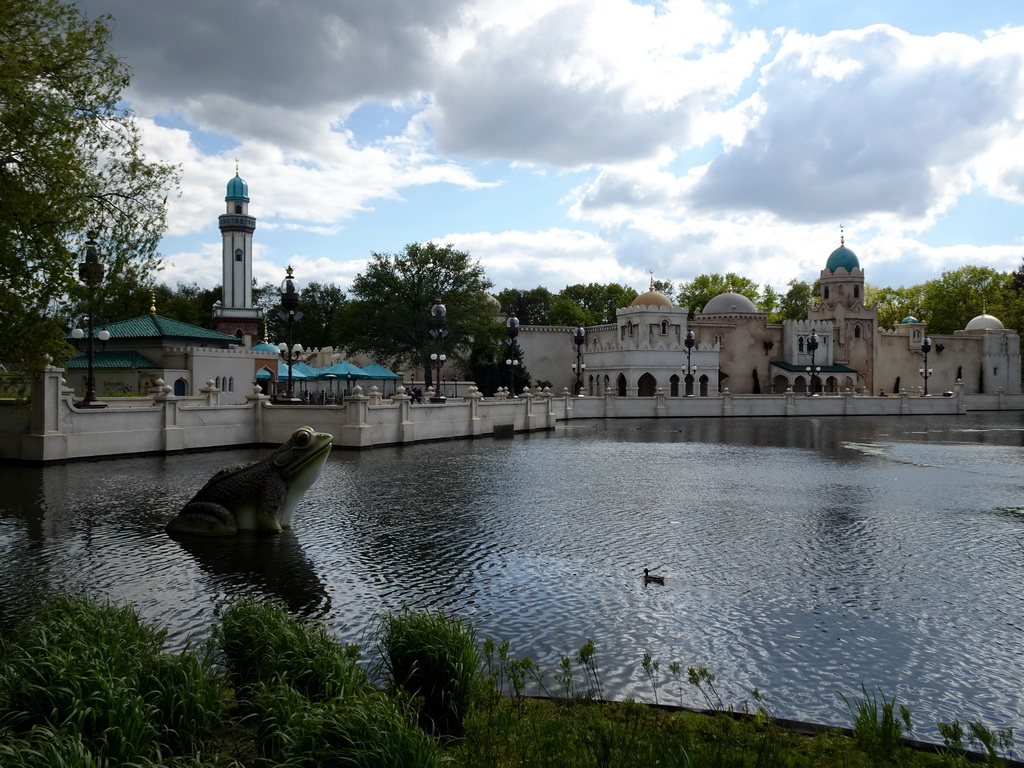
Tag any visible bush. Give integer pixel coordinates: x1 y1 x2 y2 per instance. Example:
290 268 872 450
373 608 480 737
211 595 366 703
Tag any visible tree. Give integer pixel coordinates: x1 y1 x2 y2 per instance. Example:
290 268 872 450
494 286 553 326
289 281 347 350
920 265 1010 334
866 284 925 330
548 283 638 326
338 243 494 385
676 274 760 318
778 279 814 321
0 0 179 382
760 284 781 322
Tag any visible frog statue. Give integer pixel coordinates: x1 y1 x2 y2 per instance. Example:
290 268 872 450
166 427 333 536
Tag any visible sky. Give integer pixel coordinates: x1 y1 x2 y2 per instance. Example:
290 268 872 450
76 0 1024 302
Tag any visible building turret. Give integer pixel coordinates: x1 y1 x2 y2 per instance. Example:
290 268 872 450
214 170 262 343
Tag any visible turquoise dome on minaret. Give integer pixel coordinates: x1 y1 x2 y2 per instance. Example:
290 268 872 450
226 173 249 202
825 233 859 273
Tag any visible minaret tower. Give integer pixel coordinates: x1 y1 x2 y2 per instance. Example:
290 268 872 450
213 168 262 343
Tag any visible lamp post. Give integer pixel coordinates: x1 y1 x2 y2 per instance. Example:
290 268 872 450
73 231 108 408
807 329 819 394
505 357 520 396
572 325 586 395
683 329 695 396
430 353 447 400
276 266 302 401
920 336 932 396
428 299 448 402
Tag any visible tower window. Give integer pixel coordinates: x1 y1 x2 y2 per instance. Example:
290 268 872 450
234 204 242 214
854 286 860 299
235 248 243 262
824 287 830 299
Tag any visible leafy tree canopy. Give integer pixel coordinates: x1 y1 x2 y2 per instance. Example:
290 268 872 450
494 286 553 326
920 265 1012 335
338 243 493 383
865 284 925 330
0 0 179 381
548 283 638 326
676 274 760 319
777 279 815 321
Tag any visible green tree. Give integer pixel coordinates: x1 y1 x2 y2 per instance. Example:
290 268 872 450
289 281 347 350
1 0 179 382
920 265 1010 334
866 284 925 330
778 279 814 321
338 243 493 386
494 286 553 326
760 284 781 322
676 274 760 318
548 283 637 326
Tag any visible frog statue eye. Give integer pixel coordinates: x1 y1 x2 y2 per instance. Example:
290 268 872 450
293 428 313 447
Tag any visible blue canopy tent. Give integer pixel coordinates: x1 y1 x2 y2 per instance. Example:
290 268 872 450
359 362 402 396
317 361 371 400
255 361 314 398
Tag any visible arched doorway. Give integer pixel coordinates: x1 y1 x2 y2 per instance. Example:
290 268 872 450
616 373 627 397
670 374 680 397
638 372 657 397
173 378 187 396
698 374 709 397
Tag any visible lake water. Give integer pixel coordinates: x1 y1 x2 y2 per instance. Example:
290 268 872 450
2 412 1023 743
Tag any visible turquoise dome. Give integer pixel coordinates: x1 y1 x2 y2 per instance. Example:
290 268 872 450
901 315 919 324
226 173 249 202
825 243 859 273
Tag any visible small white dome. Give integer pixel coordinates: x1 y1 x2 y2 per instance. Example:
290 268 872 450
965 313 1004 331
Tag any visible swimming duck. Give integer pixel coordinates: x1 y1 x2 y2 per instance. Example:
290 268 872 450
643 568 665 585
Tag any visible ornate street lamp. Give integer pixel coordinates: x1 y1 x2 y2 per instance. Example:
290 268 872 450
430 352 447 400
920 336 933 396
276 266 302 401
683 329 695 396
807 329 820 394
505 357 520 396
73 231 108 409
428 299 448 402
572 325 586 395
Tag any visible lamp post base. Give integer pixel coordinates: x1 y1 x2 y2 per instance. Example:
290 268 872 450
73 398 107 409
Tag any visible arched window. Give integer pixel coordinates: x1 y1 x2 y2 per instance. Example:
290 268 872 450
670 374 680 397
235 248 243 262
698 374 710 397
661 320 668 334
616 373 627 397
854 286 860 299
854 325 862 338
228 377 234 392
638 372 657 397
824 286 830 299
234 203 242 214
798 336 805 353
714 334 724 347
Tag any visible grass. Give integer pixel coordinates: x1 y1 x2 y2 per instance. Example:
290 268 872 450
0 593 1017 767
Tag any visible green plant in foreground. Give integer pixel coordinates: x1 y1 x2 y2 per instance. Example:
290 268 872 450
373 607 480 737
687 665 724 711
839 684 913 763
642 652 661 706
212 595 366 702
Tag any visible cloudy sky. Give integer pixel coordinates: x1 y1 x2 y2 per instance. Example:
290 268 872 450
77 0 1024 300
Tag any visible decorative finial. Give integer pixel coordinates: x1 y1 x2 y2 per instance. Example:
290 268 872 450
149 292 156 315
235 158 240 176
649 269 655 291
840 224 845 246
263 321 269 345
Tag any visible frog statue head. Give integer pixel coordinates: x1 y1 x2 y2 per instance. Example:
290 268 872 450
165 427 333 536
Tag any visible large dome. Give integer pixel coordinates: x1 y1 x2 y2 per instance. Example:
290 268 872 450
702 289 758 314
226 173 249 202
965 313 1004 331
631 289 672 308
825 238 860 273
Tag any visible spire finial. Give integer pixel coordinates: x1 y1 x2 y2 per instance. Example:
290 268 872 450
840 224 845 246
649 269 655 292
149 292 157 315
235 157 239 176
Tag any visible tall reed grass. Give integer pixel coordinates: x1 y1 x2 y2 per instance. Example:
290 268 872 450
373 607 480 737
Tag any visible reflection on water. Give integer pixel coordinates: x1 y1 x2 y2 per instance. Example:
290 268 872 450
2 412 1023 742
